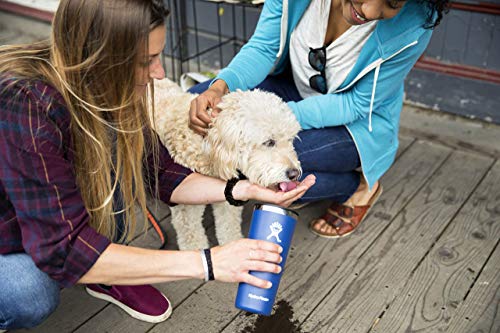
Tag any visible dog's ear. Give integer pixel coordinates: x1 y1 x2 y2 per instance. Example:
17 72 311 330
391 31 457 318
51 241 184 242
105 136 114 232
204 114 241 180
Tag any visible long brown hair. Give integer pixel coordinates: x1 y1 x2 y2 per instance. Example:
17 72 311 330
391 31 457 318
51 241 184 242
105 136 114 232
0 0 169 241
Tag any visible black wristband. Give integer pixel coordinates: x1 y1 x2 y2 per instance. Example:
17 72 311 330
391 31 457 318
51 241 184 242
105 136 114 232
224 178 249 206
204 248 215 281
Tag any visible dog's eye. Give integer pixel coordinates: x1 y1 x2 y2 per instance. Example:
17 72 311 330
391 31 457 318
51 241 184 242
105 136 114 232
263 139 276 147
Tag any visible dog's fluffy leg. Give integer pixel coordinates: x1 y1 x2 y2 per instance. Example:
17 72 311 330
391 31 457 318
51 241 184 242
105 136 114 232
211 202 244 245
170 204 209 250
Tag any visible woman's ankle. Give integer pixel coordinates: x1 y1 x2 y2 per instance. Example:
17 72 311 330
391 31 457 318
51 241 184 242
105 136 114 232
344 180 379 206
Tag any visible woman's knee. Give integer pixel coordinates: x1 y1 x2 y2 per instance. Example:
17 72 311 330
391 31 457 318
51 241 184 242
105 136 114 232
294 127 360 172
2 299 59 330
15 285 59 328
0 254 60 329
187 79 212 94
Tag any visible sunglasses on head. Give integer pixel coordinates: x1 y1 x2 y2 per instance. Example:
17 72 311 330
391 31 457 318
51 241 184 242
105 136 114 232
308 46 327 94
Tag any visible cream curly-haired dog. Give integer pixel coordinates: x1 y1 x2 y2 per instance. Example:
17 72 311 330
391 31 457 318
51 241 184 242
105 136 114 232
152 79 301 250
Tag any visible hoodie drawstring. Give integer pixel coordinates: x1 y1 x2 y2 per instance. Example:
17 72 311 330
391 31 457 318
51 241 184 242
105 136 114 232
368 63 380 132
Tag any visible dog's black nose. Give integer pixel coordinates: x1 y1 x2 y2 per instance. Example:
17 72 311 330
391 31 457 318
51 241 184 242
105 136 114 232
286 168 300 181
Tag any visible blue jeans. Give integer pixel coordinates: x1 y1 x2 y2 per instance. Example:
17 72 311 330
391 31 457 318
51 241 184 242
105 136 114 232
0 253 60 330
0 204 126 330
189 71 360 203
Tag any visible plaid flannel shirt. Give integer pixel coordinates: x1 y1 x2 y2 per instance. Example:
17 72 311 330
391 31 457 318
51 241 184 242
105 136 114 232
0 78 192 287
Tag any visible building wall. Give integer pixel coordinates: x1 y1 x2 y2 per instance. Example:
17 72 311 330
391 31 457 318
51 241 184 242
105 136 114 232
426 7 500 70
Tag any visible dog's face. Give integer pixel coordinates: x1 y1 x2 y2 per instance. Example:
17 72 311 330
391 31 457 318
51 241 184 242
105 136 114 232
205 90 302 191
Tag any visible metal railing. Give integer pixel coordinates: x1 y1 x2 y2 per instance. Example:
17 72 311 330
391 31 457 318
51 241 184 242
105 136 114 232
163 0 263 82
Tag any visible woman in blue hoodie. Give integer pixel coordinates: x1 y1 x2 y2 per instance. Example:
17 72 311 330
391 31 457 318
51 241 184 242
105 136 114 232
188 0 449 238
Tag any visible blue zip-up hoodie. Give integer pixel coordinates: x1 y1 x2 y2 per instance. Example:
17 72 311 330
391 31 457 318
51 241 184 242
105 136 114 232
216 0 434 188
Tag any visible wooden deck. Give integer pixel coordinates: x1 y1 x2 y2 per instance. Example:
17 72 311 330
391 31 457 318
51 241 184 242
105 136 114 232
13 107 499 333
1 8 499 333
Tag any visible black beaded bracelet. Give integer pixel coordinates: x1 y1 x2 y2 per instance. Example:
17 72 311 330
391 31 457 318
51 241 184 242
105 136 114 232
203 248 215 281
224 177 249 206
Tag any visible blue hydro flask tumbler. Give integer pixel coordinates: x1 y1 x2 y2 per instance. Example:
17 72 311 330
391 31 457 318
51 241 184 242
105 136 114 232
235 203 298 316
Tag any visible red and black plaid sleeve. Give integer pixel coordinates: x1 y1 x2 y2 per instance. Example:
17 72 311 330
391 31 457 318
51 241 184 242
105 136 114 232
0 79 111 288
144 132 193 206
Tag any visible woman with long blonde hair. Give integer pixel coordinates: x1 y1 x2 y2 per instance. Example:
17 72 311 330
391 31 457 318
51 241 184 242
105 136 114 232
0 0 315 329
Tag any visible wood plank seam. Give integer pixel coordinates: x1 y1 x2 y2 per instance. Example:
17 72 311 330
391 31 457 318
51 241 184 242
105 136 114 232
462 237 500 303
400 127 500 159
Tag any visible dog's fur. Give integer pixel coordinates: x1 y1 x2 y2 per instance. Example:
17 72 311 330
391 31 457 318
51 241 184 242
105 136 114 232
152 79 301 250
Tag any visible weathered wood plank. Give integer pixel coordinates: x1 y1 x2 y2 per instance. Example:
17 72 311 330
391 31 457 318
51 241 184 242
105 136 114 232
400 105 500 158
396 135 415 159
15 286 107 333
299 150 493 333
153 140 451 333
444 238 500 333
371 160 500 332
147 196 172 222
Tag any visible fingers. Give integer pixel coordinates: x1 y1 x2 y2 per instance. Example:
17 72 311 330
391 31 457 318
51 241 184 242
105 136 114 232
279 175 316 201
247 260 282 275
188 96 214 135
211 105 222 117
248 249 282 264
240 273 273 289
188 108 209 128
195 105 212 125
297 174 317 189
246 239 283 254
190 124 208 136
188 106 208 134
246 174 316 205
212 239 285 286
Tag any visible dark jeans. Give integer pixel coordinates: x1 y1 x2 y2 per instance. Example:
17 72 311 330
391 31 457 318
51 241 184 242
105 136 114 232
189 70 361 203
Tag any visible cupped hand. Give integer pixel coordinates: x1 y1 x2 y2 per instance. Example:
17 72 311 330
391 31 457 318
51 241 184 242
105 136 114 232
233 174 316 207
211 239 283 288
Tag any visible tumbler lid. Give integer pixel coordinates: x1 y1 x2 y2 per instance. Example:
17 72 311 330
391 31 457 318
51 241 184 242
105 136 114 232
254 203 298 218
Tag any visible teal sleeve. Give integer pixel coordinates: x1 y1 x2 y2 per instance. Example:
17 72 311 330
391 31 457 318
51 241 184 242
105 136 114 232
215 0 283 91
288 30 432 129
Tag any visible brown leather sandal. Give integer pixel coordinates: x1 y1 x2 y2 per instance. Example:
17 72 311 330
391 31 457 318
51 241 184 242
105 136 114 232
309 184 383 239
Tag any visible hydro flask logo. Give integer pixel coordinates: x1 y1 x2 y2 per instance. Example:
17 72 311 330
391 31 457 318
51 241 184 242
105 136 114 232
266 222 283 243
248 293 269 302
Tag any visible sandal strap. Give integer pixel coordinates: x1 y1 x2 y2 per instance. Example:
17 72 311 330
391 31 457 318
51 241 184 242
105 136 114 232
322 213 346 229
312 212 353 237
330 202 368 219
